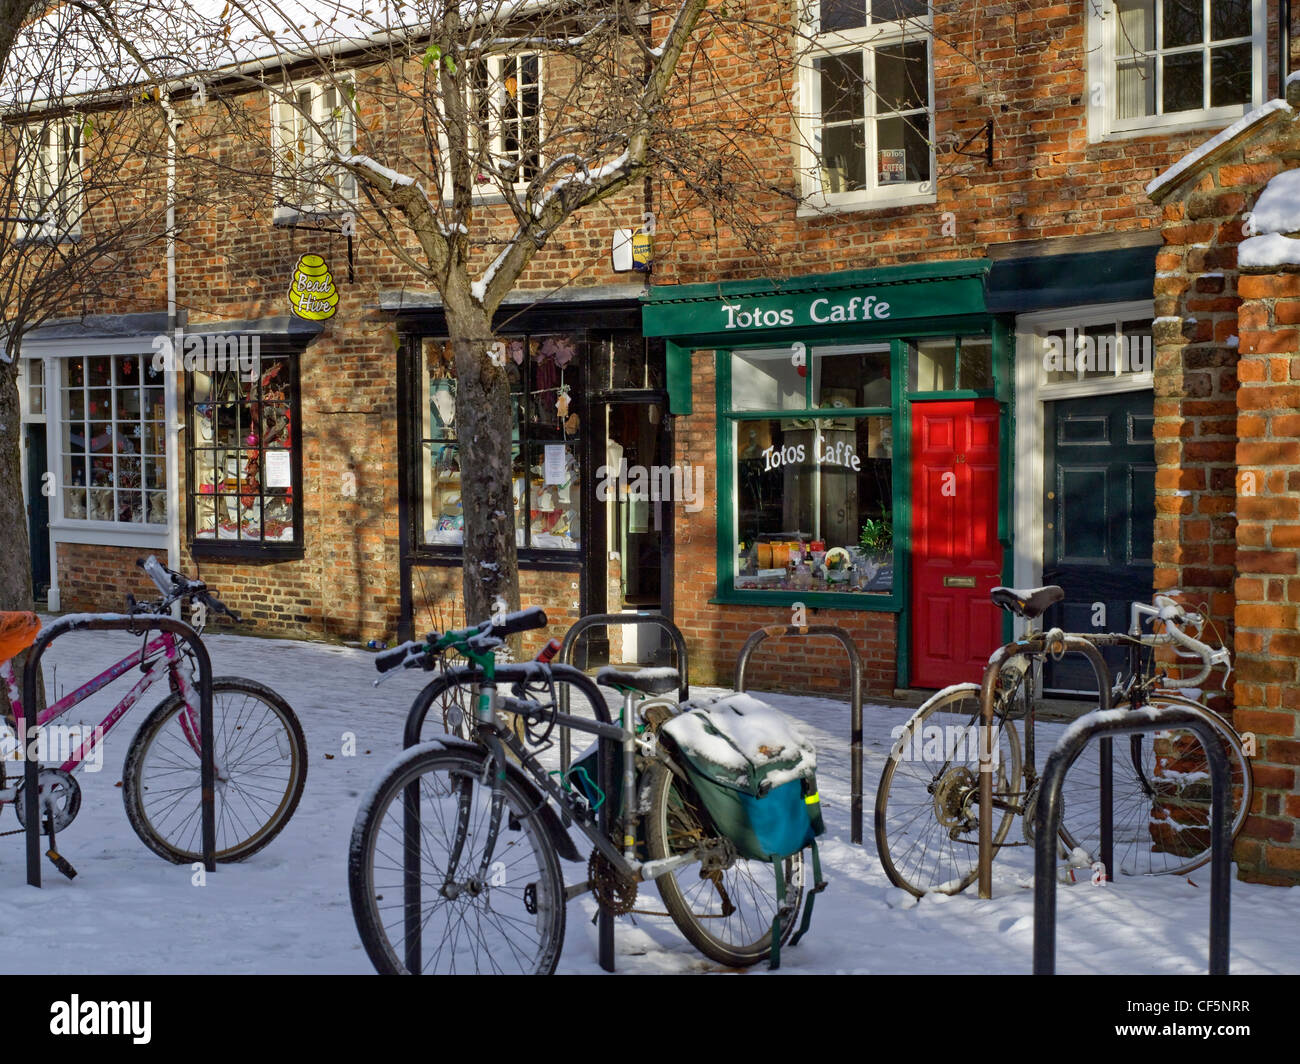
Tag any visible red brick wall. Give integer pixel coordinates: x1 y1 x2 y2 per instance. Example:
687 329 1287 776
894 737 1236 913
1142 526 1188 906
55 543 169 615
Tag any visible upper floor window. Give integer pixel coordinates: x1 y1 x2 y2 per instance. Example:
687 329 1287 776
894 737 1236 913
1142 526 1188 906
272 79 356 219
1090 0 1265 139
797 1 934 213
442 53 541 195
19 120 81 240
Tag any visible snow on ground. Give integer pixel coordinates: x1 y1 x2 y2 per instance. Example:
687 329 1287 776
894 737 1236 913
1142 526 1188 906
3 623 1296 975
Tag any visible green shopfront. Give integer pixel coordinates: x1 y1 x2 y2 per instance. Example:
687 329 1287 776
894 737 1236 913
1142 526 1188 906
643 260 1015 692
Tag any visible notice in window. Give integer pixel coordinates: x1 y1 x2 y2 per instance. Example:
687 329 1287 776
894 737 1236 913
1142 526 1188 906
544 444 567 485
879 149 906 184
265 450 292 488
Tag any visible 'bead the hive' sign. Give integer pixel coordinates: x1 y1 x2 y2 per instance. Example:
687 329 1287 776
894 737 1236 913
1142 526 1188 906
288 254 339 320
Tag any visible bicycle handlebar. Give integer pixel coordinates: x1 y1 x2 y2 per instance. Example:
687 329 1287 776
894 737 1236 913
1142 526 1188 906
1131 595 1227 689
135 556 243 625
372 607 550 679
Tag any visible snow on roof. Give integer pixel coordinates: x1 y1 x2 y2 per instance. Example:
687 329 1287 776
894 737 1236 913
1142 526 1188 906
3 0 563 109
1146 98 1294 200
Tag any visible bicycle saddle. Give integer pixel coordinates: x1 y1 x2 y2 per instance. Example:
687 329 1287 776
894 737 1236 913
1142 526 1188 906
989 585 1064 620
0 612 41 663
595 666 680 696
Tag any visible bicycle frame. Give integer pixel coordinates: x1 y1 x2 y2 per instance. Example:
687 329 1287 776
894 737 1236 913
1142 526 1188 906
0 631 192 777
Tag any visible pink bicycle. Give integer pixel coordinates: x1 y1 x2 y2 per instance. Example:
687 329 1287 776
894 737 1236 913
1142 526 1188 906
0 557 306 869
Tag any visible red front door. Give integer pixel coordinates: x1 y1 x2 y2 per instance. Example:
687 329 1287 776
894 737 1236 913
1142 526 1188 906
910 399 1003 688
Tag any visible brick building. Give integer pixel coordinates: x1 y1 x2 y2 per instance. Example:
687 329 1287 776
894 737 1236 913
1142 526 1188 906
1145 71 1300 884
11 0 1298 732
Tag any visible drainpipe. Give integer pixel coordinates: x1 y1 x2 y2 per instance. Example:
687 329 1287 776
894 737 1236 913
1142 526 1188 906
163 97 182 610
1283 0 1292 99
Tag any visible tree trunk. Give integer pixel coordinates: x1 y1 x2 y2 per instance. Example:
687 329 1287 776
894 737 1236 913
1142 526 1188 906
445 303 521 632
0 357 40 722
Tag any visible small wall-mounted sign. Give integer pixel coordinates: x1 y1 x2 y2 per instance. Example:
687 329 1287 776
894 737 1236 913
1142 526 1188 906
288 253 339 320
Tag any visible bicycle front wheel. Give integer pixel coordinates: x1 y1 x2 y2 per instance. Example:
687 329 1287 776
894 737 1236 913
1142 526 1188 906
645 761 803 968
1058 697 1253 877
874 686 1023 896
348 744 566 975
123 677 307 863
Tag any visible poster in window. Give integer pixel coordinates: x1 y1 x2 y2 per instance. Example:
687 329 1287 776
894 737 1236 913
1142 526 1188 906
544 444 567 485
879 148 906 184
265 450 292 488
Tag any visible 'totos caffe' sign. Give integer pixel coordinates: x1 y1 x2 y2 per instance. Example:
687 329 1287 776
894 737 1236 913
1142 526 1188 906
288 254 339 321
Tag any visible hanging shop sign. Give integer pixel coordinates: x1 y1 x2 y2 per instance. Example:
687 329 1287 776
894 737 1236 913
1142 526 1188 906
288 254 339 321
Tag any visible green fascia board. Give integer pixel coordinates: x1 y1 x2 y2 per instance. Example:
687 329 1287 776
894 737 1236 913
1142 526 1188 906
644 259 992 340
984 245 1158 314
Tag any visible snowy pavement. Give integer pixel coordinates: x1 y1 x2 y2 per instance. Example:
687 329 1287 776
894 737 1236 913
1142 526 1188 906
3 623 1296 975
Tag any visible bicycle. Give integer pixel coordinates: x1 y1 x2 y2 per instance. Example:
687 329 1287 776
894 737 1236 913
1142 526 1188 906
348 607 819 974
874 587 1252 896
0 556 307 874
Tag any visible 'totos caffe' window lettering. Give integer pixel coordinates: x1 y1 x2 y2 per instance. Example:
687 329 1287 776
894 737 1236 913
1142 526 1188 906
722 294 891 330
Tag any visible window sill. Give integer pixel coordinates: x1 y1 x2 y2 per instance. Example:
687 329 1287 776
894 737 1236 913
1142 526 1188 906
49 521 169 549
710 589 901 611
1091 108 1257 144
190 539 305 562
797 189 937 219
273 207 354 227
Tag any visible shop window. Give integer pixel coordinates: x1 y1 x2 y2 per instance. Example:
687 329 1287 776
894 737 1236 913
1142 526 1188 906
798 1 934 212
187 352 301 549
593 334 665 392
19 119 81 240
1090 0 1263 139
726 342 893 596
272 78 357 219
907 335 993 392
61 355 166 525
419 334 580 553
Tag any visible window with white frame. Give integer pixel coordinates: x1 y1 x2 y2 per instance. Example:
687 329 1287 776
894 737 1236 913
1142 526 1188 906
19 120 82 239
272 79 357 218
798 1 934 211
61 354 167 525
1027 312 1155 390
1091 0 1264 139
460 53 541 190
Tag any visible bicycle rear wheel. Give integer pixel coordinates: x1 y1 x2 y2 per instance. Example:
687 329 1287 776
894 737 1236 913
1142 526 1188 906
123 677 306 863
645 761 803 967
874 686 1023 896
348 744 566 975
1058 697 1252 877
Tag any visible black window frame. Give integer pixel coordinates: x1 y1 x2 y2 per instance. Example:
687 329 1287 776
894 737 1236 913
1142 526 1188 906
185 341 305 561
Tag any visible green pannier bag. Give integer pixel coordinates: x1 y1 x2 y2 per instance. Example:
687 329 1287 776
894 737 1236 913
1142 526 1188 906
660 693 827 967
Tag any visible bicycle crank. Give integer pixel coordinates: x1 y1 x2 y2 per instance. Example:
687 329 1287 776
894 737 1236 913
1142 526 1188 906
588 850 638 915
14 768 82 832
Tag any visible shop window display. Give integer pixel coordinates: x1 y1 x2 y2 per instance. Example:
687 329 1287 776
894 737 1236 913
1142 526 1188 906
188 353 297 544
61 354 166 525
728 343 893 595
420 334 580 552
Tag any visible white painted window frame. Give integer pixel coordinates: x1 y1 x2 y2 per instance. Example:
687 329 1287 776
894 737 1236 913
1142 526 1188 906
795 8 937 216
271 77 358 221
1086 0 1268 143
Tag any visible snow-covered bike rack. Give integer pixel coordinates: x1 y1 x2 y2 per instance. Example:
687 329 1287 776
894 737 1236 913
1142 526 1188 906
20 613 217 886
1031 704 1233 975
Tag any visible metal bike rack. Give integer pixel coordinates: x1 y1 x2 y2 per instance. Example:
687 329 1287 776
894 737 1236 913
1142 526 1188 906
556 612 689 773
399 661 623 974
20 613 216 885
978 635 1112 899
1032 704 1233 975
734 624 864 845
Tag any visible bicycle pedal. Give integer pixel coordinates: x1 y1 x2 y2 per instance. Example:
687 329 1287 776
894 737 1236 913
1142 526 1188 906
45 848 77 880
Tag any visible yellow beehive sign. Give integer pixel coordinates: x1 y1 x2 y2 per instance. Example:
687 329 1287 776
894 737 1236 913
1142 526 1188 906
288 254 339 320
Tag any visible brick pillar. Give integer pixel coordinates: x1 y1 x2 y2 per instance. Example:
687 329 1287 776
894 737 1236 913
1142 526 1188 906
1233 270 1300 885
